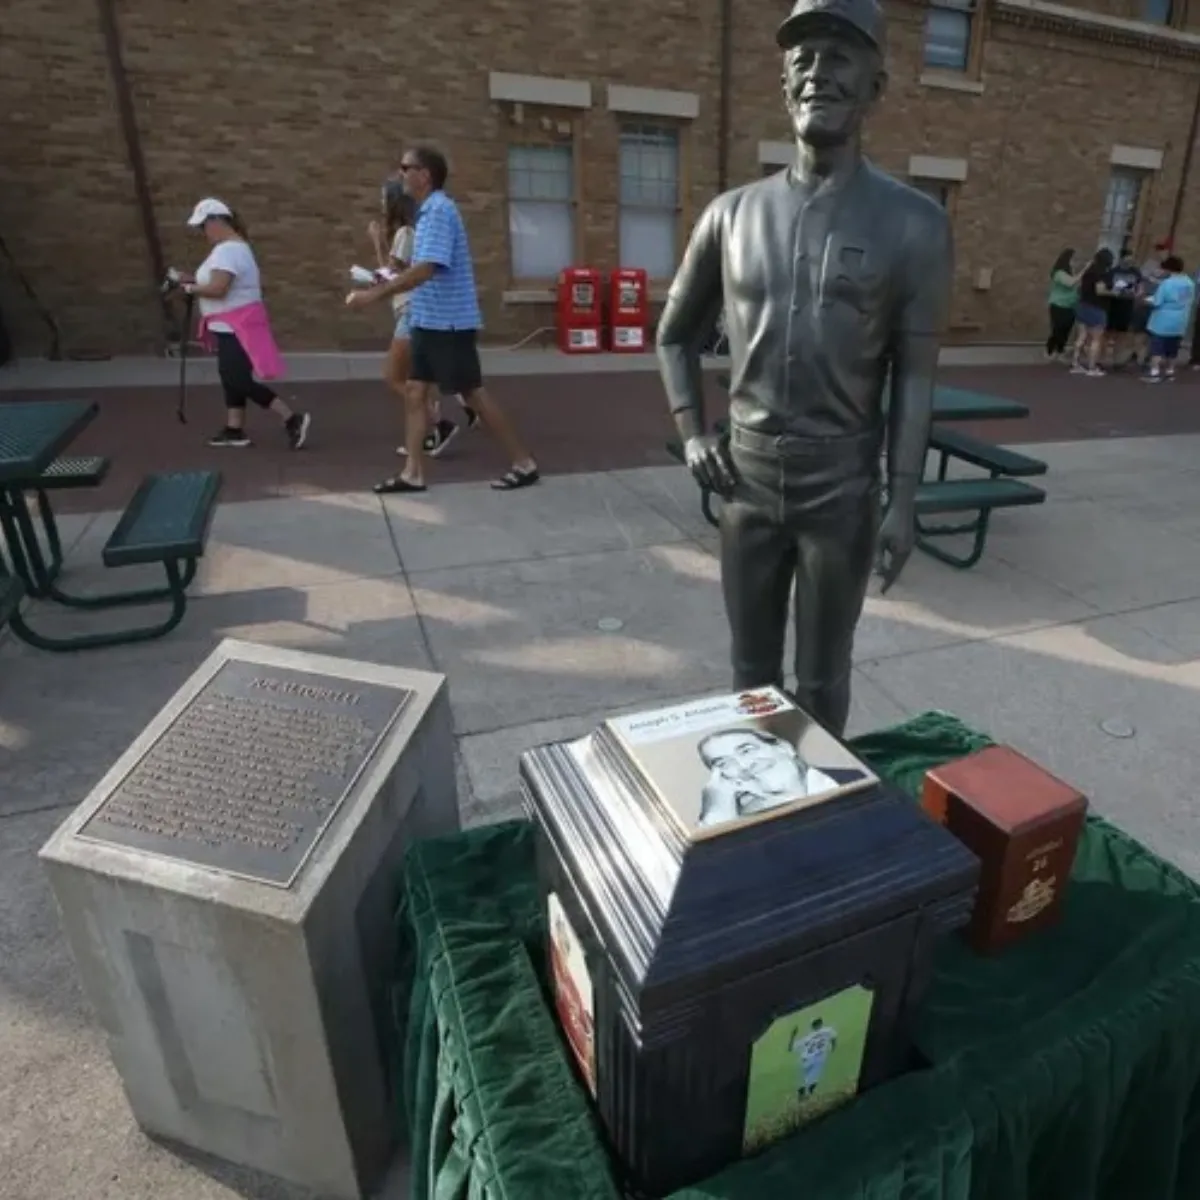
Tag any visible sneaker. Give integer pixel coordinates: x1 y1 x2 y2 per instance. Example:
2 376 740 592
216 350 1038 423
208 428 252 447
427 418 461 459
397 419 459 458
460 404 481 431
1069 363 1088 375
396 429 441 457
1085 367 1105 378
1142 373 1162 384
286 412 311 450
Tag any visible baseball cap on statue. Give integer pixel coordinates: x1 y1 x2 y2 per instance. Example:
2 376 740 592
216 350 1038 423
187 197 233 226
776 0 887 53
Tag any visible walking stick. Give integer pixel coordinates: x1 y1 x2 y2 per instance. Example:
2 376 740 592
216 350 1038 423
177 291 195 425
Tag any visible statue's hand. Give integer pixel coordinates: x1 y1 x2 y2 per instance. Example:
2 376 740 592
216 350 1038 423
875 503 915 595
683 434 736 497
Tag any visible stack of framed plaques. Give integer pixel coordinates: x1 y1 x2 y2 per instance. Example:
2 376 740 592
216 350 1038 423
521 687 980 1196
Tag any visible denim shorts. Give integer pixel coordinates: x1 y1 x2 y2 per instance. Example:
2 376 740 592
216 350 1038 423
1075 303 1106 331
1150 333 1182 360
393 308 412 341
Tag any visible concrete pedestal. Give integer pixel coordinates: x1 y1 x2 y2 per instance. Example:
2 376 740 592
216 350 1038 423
39 639 458 1200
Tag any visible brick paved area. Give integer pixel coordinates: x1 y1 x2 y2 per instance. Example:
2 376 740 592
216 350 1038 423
3 363 1197 513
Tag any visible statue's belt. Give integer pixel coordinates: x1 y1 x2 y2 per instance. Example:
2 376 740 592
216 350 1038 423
729 423 883 464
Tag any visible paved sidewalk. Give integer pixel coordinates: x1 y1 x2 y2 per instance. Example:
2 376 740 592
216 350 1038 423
0 344 1050 392
6 357 1200 513
4 435 1200 1197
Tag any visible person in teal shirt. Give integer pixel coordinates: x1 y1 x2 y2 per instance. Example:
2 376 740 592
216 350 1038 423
1046 248 1081 359
1144 255 1196 383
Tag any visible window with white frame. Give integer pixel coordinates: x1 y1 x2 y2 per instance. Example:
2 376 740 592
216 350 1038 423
923 0 975 71
508 144 574 279
618 123 680 280
1098 167 1147 257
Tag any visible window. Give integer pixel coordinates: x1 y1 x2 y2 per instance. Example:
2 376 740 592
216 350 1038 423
912 179 951 207
508 145 574 280
619 124 680 280
1141 0 1172 22
1098 168 1148 256
923 0 975 71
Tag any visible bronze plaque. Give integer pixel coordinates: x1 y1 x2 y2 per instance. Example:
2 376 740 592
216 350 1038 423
78 661 413 887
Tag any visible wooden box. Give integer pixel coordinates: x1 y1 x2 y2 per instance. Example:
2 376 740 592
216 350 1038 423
921 745 1087 954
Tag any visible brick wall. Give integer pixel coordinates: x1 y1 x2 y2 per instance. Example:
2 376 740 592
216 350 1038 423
2 0 1199 356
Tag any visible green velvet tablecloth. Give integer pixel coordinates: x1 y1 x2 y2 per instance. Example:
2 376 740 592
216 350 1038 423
390 712 1200 1200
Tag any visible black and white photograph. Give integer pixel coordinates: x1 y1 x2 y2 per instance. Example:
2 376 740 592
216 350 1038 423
604 688 877 840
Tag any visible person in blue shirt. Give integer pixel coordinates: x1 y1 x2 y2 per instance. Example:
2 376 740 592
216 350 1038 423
346 145 539 493
1143 255 1195 383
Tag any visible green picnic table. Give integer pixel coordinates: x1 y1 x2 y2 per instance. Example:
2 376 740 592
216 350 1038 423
930 387 1029 422
0 398 222 651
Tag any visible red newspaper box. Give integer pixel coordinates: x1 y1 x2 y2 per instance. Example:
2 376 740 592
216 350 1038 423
610 268 648 353
557 267 602 354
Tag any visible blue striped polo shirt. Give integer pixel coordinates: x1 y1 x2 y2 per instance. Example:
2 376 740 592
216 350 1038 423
408 189 483 332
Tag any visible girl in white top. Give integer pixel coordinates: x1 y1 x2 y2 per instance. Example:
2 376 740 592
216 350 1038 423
179 197 309 450
367 181 476 459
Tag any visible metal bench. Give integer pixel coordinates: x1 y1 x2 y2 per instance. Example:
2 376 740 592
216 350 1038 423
20 456 114 591
926 427 1047 481
915 477 1046 570
39 455 111 490
9 470 222 652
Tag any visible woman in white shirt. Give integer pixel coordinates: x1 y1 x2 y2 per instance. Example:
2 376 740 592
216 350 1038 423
368 181 476 460
179 198 309 449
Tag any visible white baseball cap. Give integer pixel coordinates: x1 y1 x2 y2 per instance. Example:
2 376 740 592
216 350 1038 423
187 197 233 226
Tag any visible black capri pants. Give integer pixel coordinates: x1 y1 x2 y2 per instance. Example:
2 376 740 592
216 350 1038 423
1046 304 1076 356
215 331 276 410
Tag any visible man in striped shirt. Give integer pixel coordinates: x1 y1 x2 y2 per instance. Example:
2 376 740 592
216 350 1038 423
346 145 539 493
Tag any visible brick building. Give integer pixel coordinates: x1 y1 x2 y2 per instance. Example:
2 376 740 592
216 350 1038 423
4 0 1200 356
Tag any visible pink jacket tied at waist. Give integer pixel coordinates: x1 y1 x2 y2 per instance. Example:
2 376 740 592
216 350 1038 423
198 301 286 380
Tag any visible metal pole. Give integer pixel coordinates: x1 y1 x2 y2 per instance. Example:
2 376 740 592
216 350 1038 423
717 0 733 192
177 293 195 425
1169 74 1200 244
96 0 174 352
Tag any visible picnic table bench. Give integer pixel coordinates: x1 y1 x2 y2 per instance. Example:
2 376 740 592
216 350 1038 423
0 400 221 652
915 425 1048 567
664 387 1048 570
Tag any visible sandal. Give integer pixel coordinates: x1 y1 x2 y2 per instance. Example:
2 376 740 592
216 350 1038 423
373 475 427 494
491 466 540 491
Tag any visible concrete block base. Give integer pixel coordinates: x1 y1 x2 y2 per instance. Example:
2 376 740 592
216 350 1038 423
39 639 458 1199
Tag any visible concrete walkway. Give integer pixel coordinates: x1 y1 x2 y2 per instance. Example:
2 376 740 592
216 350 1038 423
0 343 1048 392
3 434 1200 1197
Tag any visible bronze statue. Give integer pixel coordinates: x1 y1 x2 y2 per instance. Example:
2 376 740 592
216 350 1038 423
656 0 953 735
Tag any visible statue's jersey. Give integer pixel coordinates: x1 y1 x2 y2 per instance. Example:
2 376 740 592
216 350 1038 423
659 161 952 441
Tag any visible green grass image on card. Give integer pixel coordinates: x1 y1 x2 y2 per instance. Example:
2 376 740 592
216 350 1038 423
742 983 875 1154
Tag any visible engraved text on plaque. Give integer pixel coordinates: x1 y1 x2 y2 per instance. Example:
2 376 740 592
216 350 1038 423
78 661 413 886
